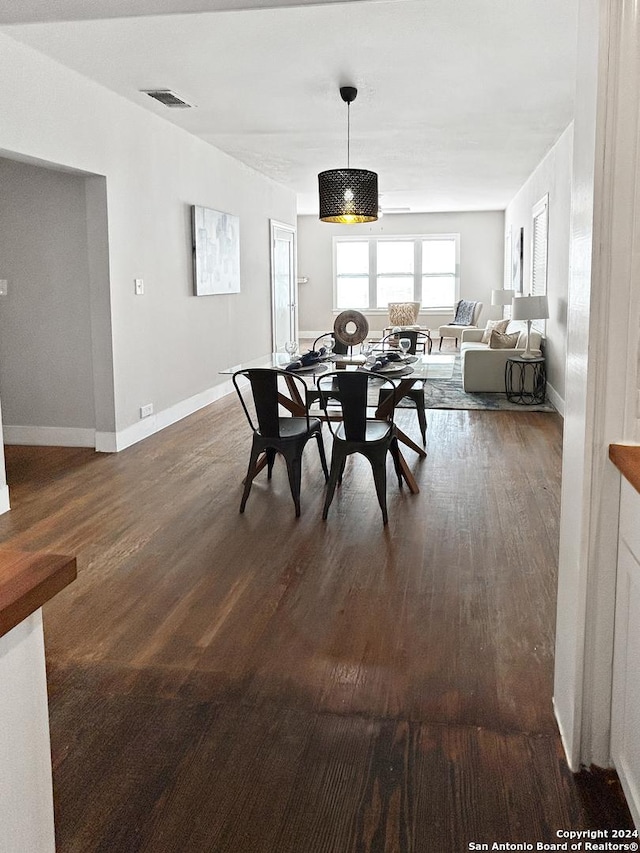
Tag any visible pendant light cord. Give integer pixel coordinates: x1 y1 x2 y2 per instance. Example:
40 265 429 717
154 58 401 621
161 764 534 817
346 101 351 168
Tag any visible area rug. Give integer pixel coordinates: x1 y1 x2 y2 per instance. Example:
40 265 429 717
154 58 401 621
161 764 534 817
414 355 556 412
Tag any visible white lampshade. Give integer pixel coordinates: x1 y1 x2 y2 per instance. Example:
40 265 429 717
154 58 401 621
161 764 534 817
491 288 514 306
511 295 549 321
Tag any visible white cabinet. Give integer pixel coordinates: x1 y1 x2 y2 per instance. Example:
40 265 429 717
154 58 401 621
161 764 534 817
612 477 640 828
0 612 56 853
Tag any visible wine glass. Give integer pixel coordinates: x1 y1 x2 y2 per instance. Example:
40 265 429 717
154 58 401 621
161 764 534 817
284 340 298 359
399 337 411 357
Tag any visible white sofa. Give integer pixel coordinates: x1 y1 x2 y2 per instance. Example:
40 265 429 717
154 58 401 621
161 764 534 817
460 323 543 392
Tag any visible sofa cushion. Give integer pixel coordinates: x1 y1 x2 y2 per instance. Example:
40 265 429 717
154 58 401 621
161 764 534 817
489 330 520 349
460 341 490 353
516 329 543 349
481 319 509 343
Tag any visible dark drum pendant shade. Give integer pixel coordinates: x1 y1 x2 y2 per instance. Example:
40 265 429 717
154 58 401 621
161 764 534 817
318 85 378 224
318 169 378 224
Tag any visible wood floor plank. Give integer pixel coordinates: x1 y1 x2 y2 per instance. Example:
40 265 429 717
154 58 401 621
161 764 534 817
0 398 633 851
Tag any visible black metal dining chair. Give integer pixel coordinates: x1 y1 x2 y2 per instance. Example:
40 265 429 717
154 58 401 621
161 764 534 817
317 370 403 525
376 329 431 354
374 332 429 444
232 368 328 517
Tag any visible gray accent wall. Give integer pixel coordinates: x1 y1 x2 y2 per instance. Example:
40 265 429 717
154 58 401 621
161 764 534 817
0 158 96 430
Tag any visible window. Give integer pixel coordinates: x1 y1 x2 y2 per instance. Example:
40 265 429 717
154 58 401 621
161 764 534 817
335 241 369 309
531 195 549 332
334 234 459 310
421 238 457 308
376 240 414 305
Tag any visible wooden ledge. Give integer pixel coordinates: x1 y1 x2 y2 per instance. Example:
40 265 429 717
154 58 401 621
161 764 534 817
0 549 76 639
609 444 640 495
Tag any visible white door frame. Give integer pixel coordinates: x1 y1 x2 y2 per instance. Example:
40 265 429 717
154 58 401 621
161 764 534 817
554 0 640 772
269 220 297 353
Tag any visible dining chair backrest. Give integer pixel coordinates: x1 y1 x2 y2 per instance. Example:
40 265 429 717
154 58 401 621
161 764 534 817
318 371 397 441
232 368 309 437
312 332 349 355
380 330 429 354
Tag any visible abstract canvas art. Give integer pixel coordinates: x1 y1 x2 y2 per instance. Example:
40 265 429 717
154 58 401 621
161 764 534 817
192 205 240 295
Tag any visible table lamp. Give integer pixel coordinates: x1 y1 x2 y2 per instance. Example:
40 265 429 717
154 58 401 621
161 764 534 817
511 295 549 359
491 288 514 307
490 288 514 319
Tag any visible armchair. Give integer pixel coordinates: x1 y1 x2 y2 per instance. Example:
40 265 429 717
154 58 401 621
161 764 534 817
438 301 483 350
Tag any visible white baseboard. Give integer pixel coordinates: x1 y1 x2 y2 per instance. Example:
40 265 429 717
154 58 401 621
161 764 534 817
0 484 10 515
1 381 236 455
546 381 565 417
553 696 581 772
2 425 95 447
94 431 118 453
96 379 235 453
616 762 640 831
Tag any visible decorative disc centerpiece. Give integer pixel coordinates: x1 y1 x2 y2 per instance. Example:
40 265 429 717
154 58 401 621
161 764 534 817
334 309 369 347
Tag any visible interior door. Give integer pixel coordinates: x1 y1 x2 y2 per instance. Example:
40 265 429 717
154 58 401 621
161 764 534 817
270 221 297 352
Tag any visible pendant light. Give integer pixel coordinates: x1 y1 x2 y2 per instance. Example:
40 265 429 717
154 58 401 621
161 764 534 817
318 86 378 224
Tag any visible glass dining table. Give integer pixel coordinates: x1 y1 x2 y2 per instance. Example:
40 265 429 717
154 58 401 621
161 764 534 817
220 352 455 495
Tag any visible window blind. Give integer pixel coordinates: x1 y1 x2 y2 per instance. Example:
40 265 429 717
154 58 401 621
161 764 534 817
531 195 549 332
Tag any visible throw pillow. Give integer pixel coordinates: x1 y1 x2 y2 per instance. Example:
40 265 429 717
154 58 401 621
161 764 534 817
388 302 418 326
452 300 477 325
488 330 520 349
481 319 509 343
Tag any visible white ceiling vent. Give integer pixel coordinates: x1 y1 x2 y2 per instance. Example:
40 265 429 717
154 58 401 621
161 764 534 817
140 89 193 108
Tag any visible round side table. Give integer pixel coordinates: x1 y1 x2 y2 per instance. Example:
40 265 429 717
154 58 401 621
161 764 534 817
505 356 546 405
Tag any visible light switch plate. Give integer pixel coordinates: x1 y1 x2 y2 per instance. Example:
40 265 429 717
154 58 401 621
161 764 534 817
134 278 144 295
0 280 8 296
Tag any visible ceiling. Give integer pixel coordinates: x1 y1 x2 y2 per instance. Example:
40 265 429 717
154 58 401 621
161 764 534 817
0 0 578 215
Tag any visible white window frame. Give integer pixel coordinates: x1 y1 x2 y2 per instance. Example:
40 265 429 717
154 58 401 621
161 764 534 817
530 194 549 333
332 233 460 313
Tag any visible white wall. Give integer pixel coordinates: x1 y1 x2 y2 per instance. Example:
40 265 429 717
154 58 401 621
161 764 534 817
0 159 96 440
505 124 573 411
553 0 602 771
0 31 296 455
296 211 504 336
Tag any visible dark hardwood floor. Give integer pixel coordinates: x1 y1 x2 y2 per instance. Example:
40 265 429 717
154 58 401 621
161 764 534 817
0 398 633 851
